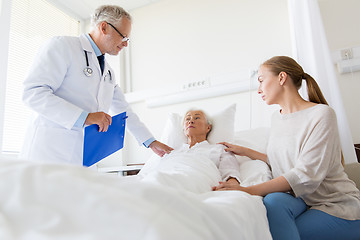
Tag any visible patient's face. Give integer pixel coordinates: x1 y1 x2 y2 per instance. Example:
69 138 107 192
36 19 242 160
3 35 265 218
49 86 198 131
183 111 211 138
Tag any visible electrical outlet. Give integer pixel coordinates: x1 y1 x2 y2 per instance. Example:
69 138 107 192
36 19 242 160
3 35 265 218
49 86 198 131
341 48 353 60
182 78 211 90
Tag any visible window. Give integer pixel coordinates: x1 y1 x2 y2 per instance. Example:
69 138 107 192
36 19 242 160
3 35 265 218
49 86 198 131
1 0 80 155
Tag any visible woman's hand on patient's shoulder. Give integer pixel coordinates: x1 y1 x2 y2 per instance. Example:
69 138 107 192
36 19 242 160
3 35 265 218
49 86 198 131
218 142 247 156
219 142 267 162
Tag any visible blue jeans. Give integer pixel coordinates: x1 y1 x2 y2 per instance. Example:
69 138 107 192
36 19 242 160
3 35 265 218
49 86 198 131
263 192 360 240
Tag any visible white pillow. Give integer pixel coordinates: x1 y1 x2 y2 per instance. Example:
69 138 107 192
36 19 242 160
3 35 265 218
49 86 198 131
232 127 270 164
233 127 273 185
234 127 270 153
239 160 272 187
160 104 236 149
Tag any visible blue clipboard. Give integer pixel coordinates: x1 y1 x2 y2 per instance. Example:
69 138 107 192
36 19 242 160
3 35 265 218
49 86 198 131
83 112 127 167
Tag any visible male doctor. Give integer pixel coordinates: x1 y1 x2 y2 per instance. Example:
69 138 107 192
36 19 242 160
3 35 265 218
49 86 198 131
20 5 173 165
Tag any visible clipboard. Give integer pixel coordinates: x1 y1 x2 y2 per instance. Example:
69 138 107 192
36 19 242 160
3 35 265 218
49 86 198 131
83 112 127 167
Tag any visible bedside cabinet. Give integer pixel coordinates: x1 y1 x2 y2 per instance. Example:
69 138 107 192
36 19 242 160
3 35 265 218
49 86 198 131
355 144 360 163
97 164 144 176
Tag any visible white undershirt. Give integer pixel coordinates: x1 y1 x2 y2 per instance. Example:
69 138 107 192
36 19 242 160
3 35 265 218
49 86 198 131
176 141 241 182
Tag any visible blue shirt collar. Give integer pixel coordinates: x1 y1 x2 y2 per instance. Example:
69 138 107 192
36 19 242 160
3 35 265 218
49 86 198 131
85 33 102 57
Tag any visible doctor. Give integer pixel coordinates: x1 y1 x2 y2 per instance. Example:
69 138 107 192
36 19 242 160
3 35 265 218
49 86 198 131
21 5 173 165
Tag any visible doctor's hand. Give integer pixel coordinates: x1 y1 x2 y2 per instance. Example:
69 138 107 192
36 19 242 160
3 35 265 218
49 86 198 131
149 140 174 157
85 112 112 132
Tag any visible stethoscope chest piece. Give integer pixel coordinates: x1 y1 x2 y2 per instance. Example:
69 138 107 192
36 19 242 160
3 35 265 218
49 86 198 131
83 50 93 77
83 67 93 77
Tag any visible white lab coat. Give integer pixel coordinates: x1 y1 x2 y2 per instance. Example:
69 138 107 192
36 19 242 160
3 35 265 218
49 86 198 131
20 34 153 165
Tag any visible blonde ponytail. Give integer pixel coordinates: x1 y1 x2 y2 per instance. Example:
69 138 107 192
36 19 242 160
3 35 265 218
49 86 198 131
303 73 328 105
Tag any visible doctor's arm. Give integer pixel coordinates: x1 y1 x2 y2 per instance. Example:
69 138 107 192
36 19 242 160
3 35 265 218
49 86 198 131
23 37 84 129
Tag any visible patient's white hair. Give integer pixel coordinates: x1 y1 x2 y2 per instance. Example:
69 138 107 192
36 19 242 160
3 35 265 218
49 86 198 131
91 5 132 27
183 109 212 125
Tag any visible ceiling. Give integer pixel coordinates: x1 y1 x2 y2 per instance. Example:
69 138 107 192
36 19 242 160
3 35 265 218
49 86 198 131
47 0 333 21
47 0 163 20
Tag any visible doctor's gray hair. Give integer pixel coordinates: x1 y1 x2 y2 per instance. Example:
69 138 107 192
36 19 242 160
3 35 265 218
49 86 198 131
91 5 132 27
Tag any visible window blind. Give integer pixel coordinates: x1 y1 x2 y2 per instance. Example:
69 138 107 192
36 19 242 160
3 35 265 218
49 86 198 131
2 0 80 154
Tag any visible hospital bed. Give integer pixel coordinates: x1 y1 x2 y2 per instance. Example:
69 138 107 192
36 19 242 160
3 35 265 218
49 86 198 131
2 104 359 240
0 105 275 240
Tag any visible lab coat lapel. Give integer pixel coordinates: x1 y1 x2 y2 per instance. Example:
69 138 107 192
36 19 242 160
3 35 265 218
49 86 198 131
103 58 110 77
97 59 114 111
79 34 102 76
80 34 108 112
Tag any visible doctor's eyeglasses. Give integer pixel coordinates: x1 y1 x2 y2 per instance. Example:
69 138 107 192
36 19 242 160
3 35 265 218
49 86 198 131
106 22 130 43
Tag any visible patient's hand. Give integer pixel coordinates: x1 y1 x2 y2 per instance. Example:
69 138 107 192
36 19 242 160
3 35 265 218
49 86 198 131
149 140 174 157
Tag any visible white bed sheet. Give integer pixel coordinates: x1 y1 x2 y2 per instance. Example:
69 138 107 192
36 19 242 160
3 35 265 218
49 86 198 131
0 157 272 240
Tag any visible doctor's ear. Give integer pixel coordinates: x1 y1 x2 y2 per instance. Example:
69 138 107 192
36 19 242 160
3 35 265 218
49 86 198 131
100 22 108 34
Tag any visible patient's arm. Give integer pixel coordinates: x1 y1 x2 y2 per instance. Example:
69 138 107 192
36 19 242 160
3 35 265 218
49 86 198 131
226 177 239 184
218 151 241 183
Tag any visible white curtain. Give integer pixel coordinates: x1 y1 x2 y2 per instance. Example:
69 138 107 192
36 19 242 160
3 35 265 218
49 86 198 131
288 0 357 164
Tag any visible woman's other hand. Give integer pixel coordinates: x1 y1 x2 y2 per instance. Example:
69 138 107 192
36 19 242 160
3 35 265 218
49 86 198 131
213 181 250 192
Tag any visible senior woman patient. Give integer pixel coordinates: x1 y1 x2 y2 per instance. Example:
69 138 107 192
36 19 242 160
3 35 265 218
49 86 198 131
138 110 241 194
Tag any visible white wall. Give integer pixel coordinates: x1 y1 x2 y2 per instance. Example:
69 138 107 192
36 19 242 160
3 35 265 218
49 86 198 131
121 0 360 164
129 0 291 92
0 0 12 155
123 0 291 163
319 0 360 144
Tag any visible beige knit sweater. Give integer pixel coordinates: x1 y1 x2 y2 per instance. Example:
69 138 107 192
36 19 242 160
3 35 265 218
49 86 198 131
267 104 360 220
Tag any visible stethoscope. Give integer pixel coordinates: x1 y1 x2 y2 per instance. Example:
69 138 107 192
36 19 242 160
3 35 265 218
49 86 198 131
83 51 93 77
83 50 112 83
